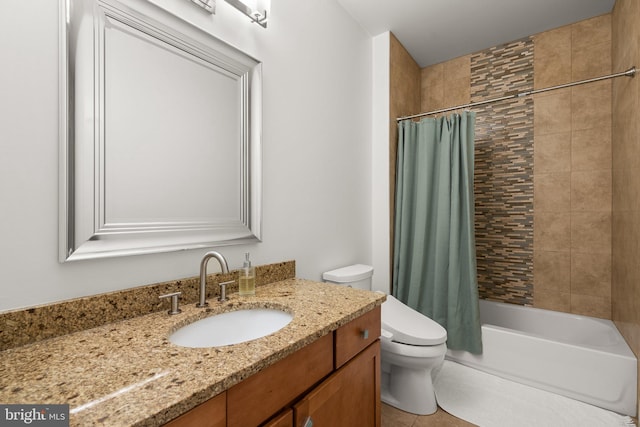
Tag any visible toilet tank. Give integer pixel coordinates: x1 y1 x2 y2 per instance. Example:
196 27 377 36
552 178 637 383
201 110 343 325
322 264 373 290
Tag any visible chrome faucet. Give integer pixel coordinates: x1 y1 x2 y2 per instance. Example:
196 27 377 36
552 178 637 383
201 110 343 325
197 251 230 307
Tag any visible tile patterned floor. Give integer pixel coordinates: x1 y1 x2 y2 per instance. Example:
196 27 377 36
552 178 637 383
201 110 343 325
382 403 477 427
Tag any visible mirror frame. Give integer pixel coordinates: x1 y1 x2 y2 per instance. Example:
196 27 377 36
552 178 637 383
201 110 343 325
59 0 262 262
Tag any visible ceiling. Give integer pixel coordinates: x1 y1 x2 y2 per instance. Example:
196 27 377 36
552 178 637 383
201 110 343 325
336 0 615 67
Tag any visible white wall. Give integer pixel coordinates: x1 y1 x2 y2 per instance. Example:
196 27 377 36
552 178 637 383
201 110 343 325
0 0 372 311
371 32 391 294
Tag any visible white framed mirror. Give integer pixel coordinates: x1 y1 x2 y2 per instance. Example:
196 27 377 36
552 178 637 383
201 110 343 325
59 0 262 261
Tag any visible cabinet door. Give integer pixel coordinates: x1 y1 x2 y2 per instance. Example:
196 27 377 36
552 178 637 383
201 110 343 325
264 409 294 427
164 391 225 427
294 341 380 427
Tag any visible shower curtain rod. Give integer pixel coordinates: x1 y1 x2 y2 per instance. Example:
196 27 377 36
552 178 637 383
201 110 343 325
396 66 637 122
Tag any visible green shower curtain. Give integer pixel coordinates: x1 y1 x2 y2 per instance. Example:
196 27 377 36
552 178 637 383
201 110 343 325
392 112 482 354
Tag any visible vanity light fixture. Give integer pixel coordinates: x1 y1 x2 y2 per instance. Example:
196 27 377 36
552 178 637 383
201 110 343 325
190 0 268 28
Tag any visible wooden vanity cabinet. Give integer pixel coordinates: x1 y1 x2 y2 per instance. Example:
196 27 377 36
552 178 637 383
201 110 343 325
164 391 226 427
165 306 381 427
293 341 380 427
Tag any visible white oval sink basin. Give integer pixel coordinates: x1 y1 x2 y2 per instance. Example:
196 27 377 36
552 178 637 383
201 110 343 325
169 308 293 348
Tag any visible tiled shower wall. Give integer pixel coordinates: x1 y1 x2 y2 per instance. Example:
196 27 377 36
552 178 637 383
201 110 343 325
389 33 421 276
612 0 640 413
532 16 612 318
418 14 613 317
472 39 534 305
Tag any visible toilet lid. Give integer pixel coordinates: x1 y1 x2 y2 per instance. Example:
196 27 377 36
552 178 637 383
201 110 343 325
382 295 447 346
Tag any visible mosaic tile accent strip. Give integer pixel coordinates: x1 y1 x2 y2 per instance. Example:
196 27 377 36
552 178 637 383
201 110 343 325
0 260 296 350
471 37 534 305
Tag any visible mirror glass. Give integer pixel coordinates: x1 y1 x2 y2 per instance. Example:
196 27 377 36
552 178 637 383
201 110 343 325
59 0 262 261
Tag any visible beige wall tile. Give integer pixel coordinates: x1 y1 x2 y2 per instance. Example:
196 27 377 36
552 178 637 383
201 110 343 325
612 279 636 326
612 169 626 212
534 89 572 136
443 55 471 81
572 14 611 50
599 2 638 409
571 211 612 253
612 211 640 330
612 76 640 171
534 212 571 251
420 62 444 112
534 25 571 59
533 24 571 89
570 293 611 318
532 12 614 322
390 33 421 118
571 80 611 131
534 53 572 89
612 0 639 68
389 33 421 263
534 289 571 312
443 76 471 107
571 251 612 297
613 167 640 213
570 170 612 212
421 56 471 112
612 211 640 282
422 84 445 112
534 172 570 212
534 250 570 292
612 5 639 72
534 131 571 173
572 41 611 81
612 114 640 173
530 15 616 322
421 63 443 89
571 126 611 172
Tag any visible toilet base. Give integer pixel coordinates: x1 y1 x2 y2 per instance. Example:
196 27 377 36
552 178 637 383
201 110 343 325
381 363 438 415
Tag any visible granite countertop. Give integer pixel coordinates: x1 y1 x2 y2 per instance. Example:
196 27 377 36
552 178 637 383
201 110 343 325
0 279 385 426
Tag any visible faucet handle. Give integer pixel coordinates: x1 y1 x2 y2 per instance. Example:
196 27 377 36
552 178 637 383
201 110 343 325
218 280 234 302
159 291 182 315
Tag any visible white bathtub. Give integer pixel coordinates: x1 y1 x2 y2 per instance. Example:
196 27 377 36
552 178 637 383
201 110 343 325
446 299 638 416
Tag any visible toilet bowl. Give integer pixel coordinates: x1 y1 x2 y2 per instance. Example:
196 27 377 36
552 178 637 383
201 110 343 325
380 295 447 414
322 265 447 415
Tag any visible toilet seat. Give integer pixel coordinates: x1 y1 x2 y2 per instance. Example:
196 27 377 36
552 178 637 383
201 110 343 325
382 295 447 346
381 335 447 358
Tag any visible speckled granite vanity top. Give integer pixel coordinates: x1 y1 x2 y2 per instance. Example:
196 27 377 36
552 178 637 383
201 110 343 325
0 279 384 426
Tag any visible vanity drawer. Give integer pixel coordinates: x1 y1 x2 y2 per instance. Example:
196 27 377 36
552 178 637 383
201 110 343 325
227 333 333 427
334 306 381 368
164 391 225 427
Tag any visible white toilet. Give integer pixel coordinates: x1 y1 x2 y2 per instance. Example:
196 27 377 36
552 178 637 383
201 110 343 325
323 264 447 415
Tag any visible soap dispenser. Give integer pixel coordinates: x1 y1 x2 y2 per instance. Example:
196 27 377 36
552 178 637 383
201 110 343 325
238 252 256 296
